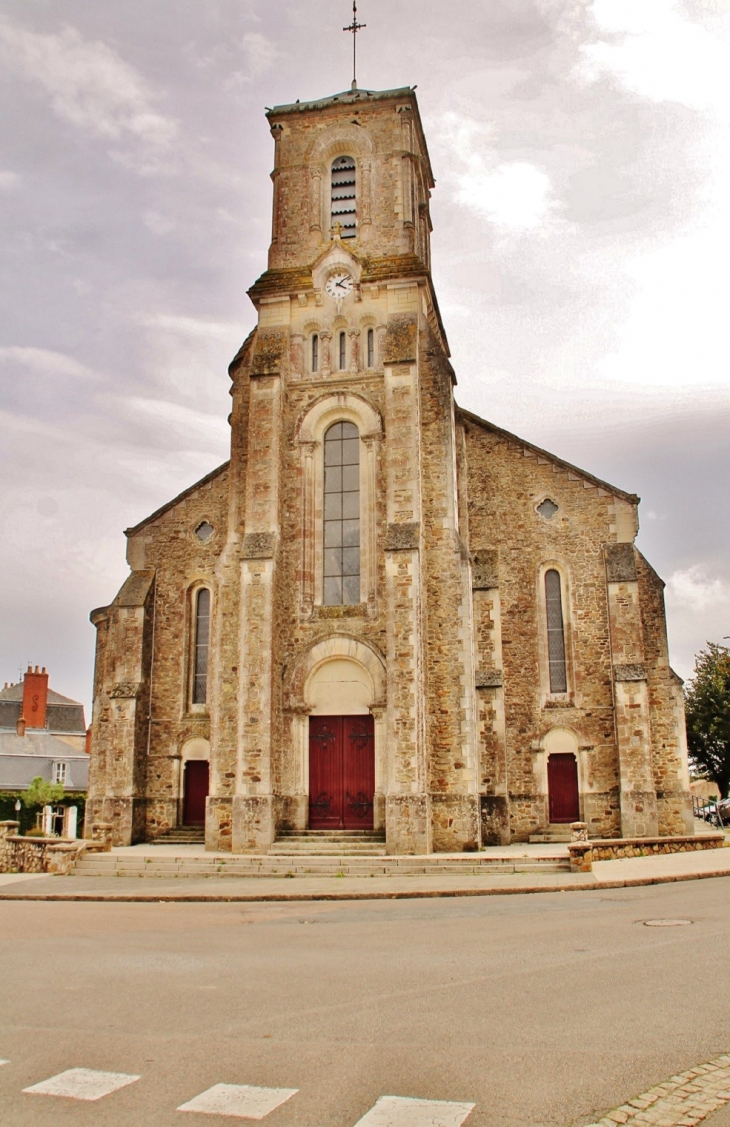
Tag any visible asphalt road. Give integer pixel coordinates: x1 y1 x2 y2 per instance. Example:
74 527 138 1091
1 879 729 1127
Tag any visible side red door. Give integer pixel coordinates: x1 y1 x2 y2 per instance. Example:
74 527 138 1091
309 715 375 830
547 753 580 823
183 760 209 826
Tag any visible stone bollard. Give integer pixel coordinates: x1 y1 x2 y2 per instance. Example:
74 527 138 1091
0 821 20 872
571 821 589 842
90 823 113 852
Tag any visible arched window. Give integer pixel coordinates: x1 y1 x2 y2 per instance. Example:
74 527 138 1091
192 588 211 704
331 156 356 238
311 333 319 373
338 331 346 371
367 327 375 369
323 422 360 605
544 570 567 693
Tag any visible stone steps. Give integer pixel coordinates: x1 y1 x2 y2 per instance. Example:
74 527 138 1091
149 828 205 845
73 854 570 878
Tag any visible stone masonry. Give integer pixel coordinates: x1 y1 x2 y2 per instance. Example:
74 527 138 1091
85 84 692 853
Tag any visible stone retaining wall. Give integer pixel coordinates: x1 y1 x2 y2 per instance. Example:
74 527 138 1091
0 822 87 875
569 833 725 872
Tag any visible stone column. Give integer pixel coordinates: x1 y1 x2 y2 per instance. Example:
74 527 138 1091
382 316 430 854
472 551 510 845
605 543 659 838
86 571 155 847
233 337 284 853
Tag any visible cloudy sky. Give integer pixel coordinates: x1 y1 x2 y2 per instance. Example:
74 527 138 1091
1 0 729 713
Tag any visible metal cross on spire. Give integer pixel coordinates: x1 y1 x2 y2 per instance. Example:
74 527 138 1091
343 1 366 91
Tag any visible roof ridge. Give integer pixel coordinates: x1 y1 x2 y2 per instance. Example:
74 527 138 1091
457 406 640 504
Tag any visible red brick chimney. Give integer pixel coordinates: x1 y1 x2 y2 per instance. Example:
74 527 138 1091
85 726 92 754
22 665 49 729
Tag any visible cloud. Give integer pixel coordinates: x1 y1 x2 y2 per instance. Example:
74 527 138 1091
435 112 558 231
0 15 177 166
0 171 19 190
579 0 730 113
224 31 280 89
0 346 99 382
666 566 730 613
139 313 242 343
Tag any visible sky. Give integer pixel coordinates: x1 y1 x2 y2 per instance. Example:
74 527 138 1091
1 0 729 715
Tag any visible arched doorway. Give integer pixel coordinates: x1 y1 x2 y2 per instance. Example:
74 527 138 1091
547 754 580 823
307 655 376 831
180 737 210 827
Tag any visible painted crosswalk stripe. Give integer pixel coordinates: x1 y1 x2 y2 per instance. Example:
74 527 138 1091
177 1083 298 1119
353 1095 476 1127
23 1068 140 1101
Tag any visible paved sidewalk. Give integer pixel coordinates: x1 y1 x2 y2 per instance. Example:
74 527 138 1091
585 1052 730 1127
0 845 728 901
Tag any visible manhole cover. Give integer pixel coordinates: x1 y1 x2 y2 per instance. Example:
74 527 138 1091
642 918 693 927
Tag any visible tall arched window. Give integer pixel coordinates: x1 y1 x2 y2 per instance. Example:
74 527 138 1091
311 333 319 373
192 588 211 704
323 422 360 605
544 570 567 693
338 331 346 371
367 327 375 369
331 156 356 238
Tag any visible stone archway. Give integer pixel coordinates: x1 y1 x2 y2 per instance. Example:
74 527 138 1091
281 635 386 832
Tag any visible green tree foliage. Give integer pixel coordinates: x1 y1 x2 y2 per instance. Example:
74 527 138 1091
21 776 65 808
685 642 730 798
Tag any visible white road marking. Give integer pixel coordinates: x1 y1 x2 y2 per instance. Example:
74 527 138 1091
177 1083 298 1119
0 1060 9 1066
23 1068 140 1101
353 1095 476 1127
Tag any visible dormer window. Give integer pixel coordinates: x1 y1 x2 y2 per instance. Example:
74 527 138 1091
53 761 67 784
331 156 356 238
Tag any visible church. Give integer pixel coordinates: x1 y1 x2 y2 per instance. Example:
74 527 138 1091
85 83 693 854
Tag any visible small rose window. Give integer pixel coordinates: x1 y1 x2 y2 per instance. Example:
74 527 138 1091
195 521 214 543
537 499 559 521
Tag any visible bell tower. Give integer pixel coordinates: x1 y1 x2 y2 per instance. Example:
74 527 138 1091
209 84 480 857
263 86 434 272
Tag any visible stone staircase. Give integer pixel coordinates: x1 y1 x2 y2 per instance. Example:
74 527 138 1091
73 846 571 879
269 830 387 856
148 827 206 846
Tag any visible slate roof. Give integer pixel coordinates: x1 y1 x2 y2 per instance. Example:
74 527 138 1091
0 680 86 736
0 731 89 791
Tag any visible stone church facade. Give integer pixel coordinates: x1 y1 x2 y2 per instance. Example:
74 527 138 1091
86 85 693 853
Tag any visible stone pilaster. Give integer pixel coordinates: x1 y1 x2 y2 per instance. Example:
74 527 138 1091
86 571 155 846
605 543 658 838
233 342 284 852
383 319 430 854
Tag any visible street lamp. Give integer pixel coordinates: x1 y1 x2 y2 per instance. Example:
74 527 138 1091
14 797 21 831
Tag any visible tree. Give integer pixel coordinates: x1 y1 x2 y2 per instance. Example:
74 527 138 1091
22 776 65 809
684 642 730 798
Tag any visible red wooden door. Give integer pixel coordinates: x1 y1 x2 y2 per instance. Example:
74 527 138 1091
309 715 375 830
547 753 580 823
183 760 209 825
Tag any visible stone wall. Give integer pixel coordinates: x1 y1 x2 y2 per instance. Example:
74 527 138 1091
569 833 725 872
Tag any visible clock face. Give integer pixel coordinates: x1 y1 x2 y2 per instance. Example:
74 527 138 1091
325 272 354 299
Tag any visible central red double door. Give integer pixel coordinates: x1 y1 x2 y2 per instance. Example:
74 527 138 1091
309 715 375 830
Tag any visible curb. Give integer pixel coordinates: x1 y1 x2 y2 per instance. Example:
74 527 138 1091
0 865 729 902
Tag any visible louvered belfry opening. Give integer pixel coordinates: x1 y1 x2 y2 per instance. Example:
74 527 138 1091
331 155 357 238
